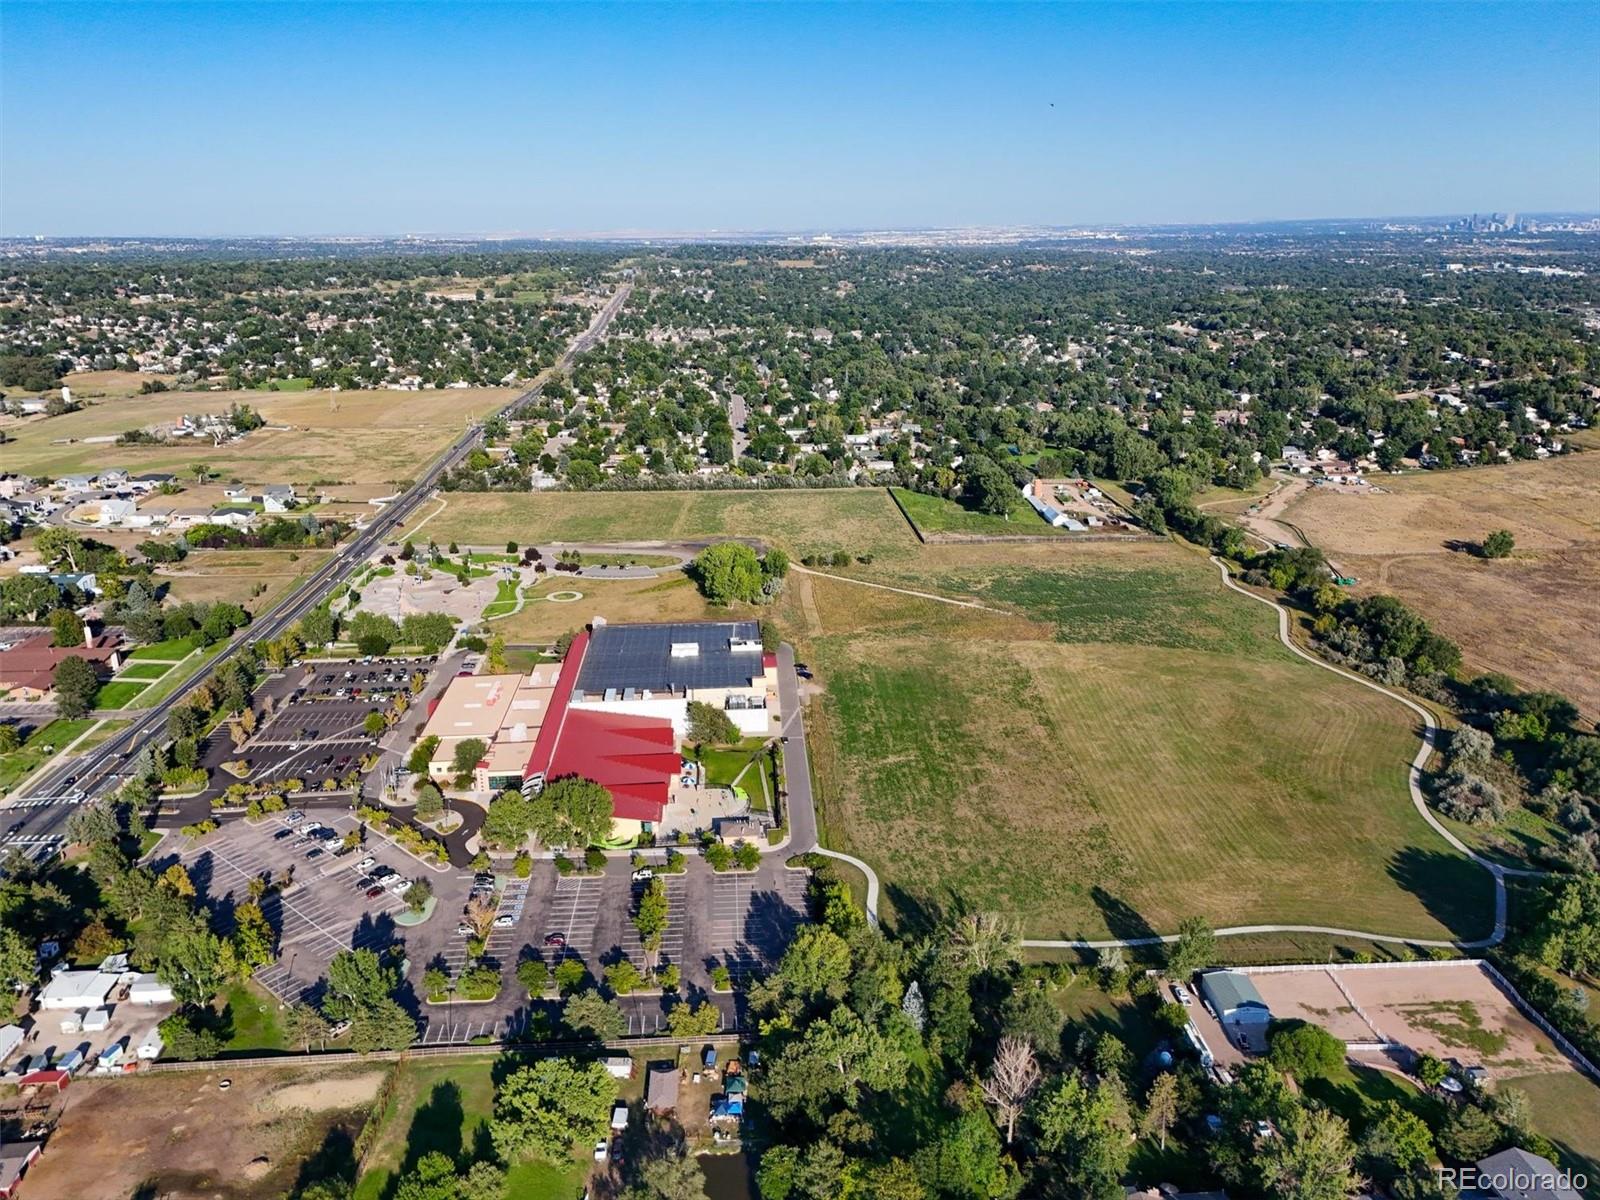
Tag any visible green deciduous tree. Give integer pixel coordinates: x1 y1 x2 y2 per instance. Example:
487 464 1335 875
53 654 101 718
692 542 764 604
489 1058 618 1163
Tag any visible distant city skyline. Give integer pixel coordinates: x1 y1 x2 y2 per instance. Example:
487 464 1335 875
3 1 1597 236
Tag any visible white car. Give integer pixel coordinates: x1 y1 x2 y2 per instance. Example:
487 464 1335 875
631 868 654 882
493 914 515 928
1173 983 1193 1006
593 1139 608 1162
355 856 376 872
386 876 412 894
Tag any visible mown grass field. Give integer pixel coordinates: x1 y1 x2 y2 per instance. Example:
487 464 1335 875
0 718 96 796
891 486 1069 538
158 549 333 610
403 488 920 561
795 541 1491 942
92 680 150 709
1505 1070 1600 1194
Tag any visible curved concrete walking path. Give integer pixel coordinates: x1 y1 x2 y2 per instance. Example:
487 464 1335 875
801 554 1534 953
1024 557 1530 952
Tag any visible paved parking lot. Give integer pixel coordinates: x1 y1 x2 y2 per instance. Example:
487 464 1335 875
706 866 810 982
168 812 429 1005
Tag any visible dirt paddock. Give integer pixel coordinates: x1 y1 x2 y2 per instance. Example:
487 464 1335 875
1246 961 1570 1076
19 1065 387 1200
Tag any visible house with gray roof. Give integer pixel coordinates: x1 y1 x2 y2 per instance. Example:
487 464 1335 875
1474 1147 1583 1200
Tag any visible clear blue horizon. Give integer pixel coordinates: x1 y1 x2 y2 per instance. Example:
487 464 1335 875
3 1 1597 237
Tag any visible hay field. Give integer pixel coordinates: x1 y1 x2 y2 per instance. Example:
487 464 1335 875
1283 454 1600 716
403 488 920 561
2 386 518 496
796 544 1490 942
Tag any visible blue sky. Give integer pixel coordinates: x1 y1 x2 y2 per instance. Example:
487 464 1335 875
2 1 1597 235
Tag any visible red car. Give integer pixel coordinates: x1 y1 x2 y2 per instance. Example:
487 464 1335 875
543 932 567 948
365 886 385 899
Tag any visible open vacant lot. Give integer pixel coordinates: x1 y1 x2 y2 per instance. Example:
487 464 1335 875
1283 454 1600 717
20 1065 384 1200
401 488 921 561
157 548 334 610
1 386 518 497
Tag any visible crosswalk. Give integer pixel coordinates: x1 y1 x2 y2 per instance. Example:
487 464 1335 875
1 832 65 863
3 790 88 810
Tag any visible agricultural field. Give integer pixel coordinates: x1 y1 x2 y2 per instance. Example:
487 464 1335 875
792 540 1492 942
402 488 920 562
1281 453 1600 717
0 386 518 498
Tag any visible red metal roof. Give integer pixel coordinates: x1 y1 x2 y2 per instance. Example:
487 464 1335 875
523 631 677 823
547 709 678 823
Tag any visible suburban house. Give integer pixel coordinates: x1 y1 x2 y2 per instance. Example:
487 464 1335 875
55 472 98 493
262 484 297 512
1473 1148 1584 1200
0 629 122 698
1198 970 1272 1050
568 620 779 738
125 472 175 493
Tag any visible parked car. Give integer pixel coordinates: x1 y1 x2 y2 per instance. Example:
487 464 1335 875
543 932 567 948
304 848 323 860
274 830 292 841
593 1140 608 1162
365 887 385 899
355 856 376 872
1173 983 1193 1006
355 876 374 890
456 923 474 936
493 915 515 928
631 868 654 882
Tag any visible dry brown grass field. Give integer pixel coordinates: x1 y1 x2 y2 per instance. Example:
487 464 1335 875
157 549 334 609
1 387 518 497
1283 453 1600 717
490 571 723 642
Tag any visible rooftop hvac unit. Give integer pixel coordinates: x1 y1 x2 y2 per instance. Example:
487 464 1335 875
730 639 762 653
670 642 700 658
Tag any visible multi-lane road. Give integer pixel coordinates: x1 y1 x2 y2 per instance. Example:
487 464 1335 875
3 285 631 864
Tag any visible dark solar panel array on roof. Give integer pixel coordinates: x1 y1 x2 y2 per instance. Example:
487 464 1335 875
575 621 763 696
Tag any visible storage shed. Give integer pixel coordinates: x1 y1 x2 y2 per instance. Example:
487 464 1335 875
81 1007 111 1033
137 1028 164 1061
127 973 175 1005
602 1055 634 1079
645 1066 680 1114
0 1025 23 1069
1199 970 1272 1047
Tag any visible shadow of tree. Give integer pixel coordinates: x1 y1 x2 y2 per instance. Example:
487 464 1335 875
1385 845 1499 942
1089 886 1159 943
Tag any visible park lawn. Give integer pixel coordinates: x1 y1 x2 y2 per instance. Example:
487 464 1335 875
136 641 227 707
352 1055 584 1200
218 979 288 1054
695 738 769 790
127 636 200 662
0 718 97 796
116 662 175 681
891 487 1068 538
92 680 151 709
482 578 522 618
1504 1070 1600 1193
799 550 1494 943
76 719 129 752
404 488 919 563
